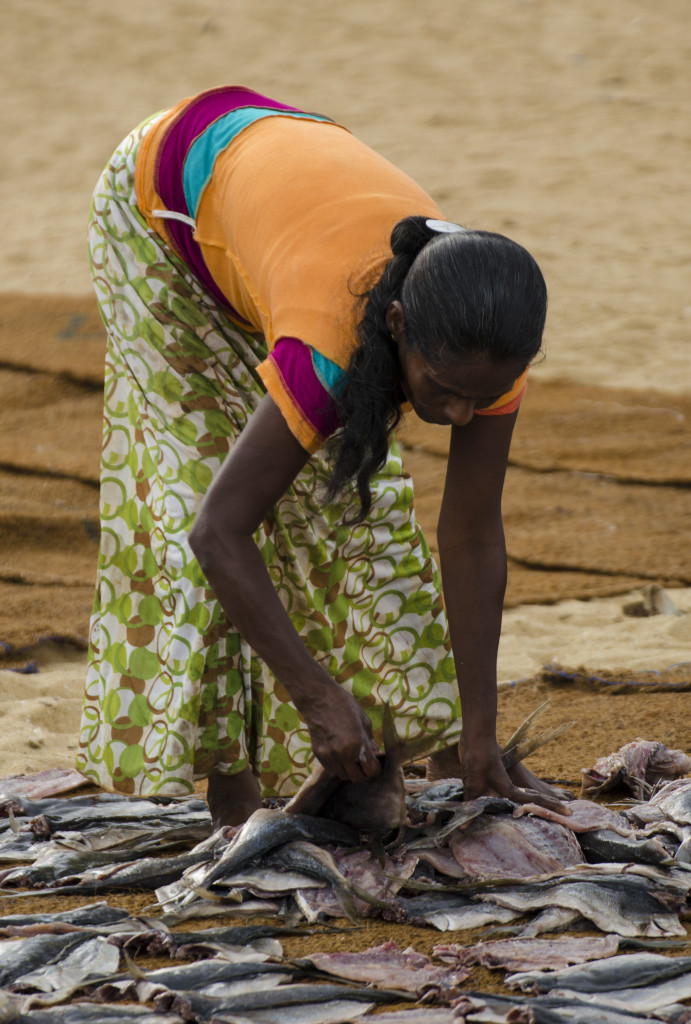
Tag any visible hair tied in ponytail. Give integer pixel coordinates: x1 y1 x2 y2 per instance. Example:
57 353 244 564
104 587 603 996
425 219 467 234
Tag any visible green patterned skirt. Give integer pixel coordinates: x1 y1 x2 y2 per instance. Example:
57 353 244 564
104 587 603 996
76 115 461 798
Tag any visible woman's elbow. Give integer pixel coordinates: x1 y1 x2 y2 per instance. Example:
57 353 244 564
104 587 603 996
189 510 219 574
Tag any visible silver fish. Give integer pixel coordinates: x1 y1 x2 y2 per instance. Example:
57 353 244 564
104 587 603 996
578 827 674 866
13 935 121 1006
0 845 163 888
95 958 300 1003
1 849 212 897
181 809 357 901
110 922 289 959
548 974 691 1016
507 950 691 994
262 841 393 919
0 902 130 936
158 981 411 1021
629 777 691 827
395 892 522 932
203 1000 379 1024
14 1005 182 1023
0 931 94 987
479 873 687 937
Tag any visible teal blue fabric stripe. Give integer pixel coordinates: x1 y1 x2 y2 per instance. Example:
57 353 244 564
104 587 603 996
183 107 333 219
311 348 347 397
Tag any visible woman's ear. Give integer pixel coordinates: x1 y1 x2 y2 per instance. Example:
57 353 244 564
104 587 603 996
385 300 405 342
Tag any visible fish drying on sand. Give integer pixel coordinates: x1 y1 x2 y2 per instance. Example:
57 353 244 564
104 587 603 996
93 958 305 1004
154 981 410 1022
305 939 471 1001
0 903 131 937
0 768 89 802
476 872 687 938
0 849 213 897
12 935 121 1009
581 738 691 799
507 950 691 995
432 934 620 973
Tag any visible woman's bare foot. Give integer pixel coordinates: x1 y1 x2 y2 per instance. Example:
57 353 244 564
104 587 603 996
207 767 262 829
426 743 463 782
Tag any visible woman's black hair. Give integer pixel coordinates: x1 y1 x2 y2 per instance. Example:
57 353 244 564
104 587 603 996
325 215 547 521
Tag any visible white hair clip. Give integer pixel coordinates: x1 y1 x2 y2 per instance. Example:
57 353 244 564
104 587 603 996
425 219 467 234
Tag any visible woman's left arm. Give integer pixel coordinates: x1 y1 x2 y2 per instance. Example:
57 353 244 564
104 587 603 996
437 410 563 806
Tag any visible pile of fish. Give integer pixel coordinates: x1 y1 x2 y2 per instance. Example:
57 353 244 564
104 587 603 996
0 729 690 1022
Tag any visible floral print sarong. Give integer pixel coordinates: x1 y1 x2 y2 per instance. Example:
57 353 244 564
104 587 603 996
76 115 460 798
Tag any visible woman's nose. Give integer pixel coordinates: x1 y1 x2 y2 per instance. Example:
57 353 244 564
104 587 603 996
445 397 475 427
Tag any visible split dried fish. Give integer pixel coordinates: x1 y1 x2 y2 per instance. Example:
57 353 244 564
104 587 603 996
0 902 130 937
12 934 121 1007
440 811 586 881
0 930 95 987
433 933 620 973
581 738 691 800
305 939 470 1000
156 981 409 1021
0 768 89 802
395 892 522 932
2 850 213 897
507 950 691 994
478 872 687 937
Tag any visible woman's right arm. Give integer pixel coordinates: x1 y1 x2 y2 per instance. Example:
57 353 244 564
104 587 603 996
188 393 380 783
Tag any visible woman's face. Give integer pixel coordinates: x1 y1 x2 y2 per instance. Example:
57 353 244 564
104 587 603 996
386 302 526 427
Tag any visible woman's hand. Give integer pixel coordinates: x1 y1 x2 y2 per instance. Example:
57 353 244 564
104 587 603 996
295 681 381 783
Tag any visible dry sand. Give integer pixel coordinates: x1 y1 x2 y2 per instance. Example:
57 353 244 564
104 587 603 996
1 0 690 782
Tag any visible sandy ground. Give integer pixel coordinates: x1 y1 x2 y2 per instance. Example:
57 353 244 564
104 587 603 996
1 0 690 781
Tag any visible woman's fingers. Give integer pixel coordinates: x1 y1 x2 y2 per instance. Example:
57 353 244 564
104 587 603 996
509 784 571 814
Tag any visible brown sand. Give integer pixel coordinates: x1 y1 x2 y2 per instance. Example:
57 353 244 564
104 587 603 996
0 0 689 997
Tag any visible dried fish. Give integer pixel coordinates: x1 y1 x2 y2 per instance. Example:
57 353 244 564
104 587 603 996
577 827 674 866
15 1005 183 1023
157 895 282 925
512 799 635 837
156 981 409 1022
507 950 691 994
109 922 289 960
548 974 691 1016
395 892 522 932
628 777 691 827
433 933 620 973
581 739 691 800
306 940 470 1000
439 811 585 881
94 958 301 1003
2 850 212 897
12 935 121 1007
186 810 355 892
0 767 89 801
198 1001 378 1024
2 793 210 833
0 930 95 987
337 1012 474 1024
478 873 687 937
285 703 452 832
0 845 168 888
0 902 130 937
